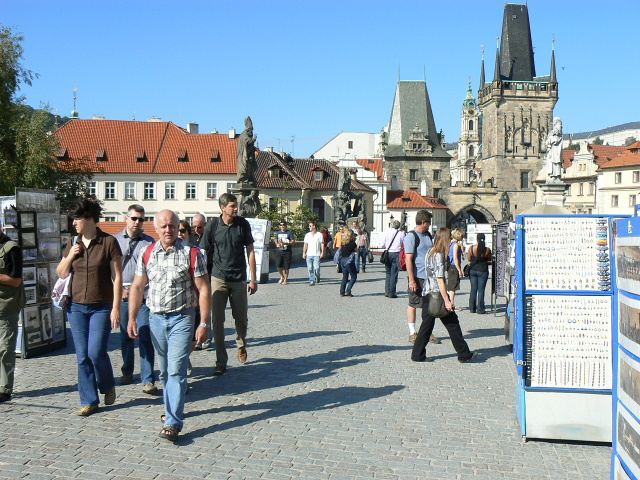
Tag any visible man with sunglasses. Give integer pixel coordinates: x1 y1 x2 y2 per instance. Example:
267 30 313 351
114 205 157 393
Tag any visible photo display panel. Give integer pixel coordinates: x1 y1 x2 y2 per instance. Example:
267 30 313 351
524 216 611 291
617 406 640 479
525 294 612 389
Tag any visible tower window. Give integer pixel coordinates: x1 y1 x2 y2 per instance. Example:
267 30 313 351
433 170 442 181
433 188 441 198
469 120 474 131
409 169 418 181
520 170 531 189
469 145 475 157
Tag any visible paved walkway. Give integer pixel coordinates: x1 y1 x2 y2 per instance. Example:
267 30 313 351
2 259 610 479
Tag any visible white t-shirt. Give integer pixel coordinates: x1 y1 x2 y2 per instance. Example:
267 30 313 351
304 231 324 256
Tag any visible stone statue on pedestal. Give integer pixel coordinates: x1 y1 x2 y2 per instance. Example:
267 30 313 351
237 116 258 187
239 189 262 218
545 117 564 184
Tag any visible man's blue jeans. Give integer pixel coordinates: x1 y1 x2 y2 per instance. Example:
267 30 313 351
68 302 115 407
120 301 155 384
149 309 194 431
384 251 400 295
357 247 367 272
306 255 320 283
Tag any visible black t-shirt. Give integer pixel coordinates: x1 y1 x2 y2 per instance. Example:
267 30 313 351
201 216 254 282
340 240 357 257
0 235 22 278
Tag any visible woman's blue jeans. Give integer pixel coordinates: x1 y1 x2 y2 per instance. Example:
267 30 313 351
149 308 194 431
469 270 489 313
339 257 358 295
68 302 115 406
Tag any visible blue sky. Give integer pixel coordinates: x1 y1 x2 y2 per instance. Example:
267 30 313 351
4 0 638 158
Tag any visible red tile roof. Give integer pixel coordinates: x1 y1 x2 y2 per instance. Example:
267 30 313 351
599 144 640 169
356 158 384 181
386 190 447 209
99 222 160 241
54 119 240 174
563 149 578 169
564 144 625 169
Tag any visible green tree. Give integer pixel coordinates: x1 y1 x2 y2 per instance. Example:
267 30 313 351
592 137 604 145
625 136 637 147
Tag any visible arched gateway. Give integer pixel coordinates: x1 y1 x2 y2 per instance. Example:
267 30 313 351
449 204 497 230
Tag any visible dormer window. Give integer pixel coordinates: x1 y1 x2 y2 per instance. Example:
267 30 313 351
55 147 69 161
314 171 323 182
210 149 221 162
96 148 107 162
178 149 189 162
136 150 148 162
268 167 281 178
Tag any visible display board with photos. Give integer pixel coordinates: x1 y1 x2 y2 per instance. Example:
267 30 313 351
524 216 611 291
493 223 510 298
525 294 612 390
1 188 67 358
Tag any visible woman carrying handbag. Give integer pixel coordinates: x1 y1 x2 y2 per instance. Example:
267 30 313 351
411 228 478 363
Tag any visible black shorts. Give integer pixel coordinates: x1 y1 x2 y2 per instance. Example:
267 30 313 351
276 250 292 270
407 278 426 308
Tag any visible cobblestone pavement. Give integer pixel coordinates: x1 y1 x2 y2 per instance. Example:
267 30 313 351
2 259 610 479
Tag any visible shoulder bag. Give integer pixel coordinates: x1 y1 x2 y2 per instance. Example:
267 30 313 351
427 291 449 318
52 236 77 310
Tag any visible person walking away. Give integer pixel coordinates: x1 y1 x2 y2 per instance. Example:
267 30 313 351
338 229 358 297
302 221 324 286
201 193 258 376
355 226 368 273
447 229 465 307
57 198 123 416
275 221 295 284
114 204 157 393
411 228 478 363
128 210 210 442
0 221 25 403
381 220 405 298
468 232 492 314
404 211 441 345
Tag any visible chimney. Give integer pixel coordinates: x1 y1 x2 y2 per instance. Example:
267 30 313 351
229 128 236 138
420 180 427 197
92 115 105 120
148 117 163 122
211 129 218 134
265 147 274 152
186 122 199 134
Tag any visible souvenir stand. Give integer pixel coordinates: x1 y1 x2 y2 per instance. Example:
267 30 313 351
513 214 618 442
492 223 510 317
0 188 67 359
611 216 640 479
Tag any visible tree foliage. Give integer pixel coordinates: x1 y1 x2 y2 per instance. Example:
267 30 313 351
0 24 94 208
592 137 605 145
257 183 320 240
625 136 638 147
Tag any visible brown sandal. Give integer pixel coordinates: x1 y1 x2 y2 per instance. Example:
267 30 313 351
159 425 179 442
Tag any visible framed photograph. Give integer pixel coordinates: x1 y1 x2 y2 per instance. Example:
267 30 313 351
5 228 19 242
40 305 53 342
16 189 56 212
24 286 37 304
37 212 61 236
23 266 36 285
23 305 39 331
20 231 37 249
51 307 64 341
3 209 17 226
38 239 60 263
22 248 37 263
19 212 35 229
36 265 50 302
48 263 58 287
60 214 69 233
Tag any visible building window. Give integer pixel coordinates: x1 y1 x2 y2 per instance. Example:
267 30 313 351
589 183 595 195
566 184 571 196
226 183 236 194
433 170 441 181
578 183 584 196
207 182 218 199
184 216 193 224
144 182 155 200
269 197 279 210
634 171 640 183
469 145 474 157
615 172 622 184
103 216 116 222
186 182 197 200
144 216 154 223
611 195 619 207
86 181 97 197
630 195 637 208
433 188 441 199
312 199 325 221
165 182 176 200
348 140 353 149
409 169 418 181
125 182 136 200
520 170 531 189
314 171 323 181
469 120 474 131
104 182 116 200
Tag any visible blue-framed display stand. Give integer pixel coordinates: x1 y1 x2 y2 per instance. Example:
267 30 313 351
513 214 621 442
611 217 640 480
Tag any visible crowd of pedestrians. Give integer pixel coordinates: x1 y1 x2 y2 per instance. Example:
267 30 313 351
0 198 484 442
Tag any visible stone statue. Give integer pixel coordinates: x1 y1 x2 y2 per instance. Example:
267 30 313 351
338 168 351 196
545 117 563 183
239 189 262 218
357 198 367 226
237 116 258 186
399 210 407 231
499 191 513 223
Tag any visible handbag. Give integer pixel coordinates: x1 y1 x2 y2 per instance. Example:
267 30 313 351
427 291 449 318
52 235 78 310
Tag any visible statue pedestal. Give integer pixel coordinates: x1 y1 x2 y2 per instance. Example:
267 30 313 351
233 185 262 218
539 181 568 207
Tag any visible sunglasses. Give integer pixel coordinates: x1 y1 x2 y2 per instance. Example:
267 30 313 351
128 216 145 223
179 229 187 233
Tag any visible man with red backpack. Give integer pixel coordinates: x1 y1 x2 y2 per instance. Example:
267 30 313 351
128 209 210 443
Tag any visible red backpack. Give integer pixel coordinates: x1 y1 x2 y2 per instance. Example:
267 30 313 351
143 242 200 295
